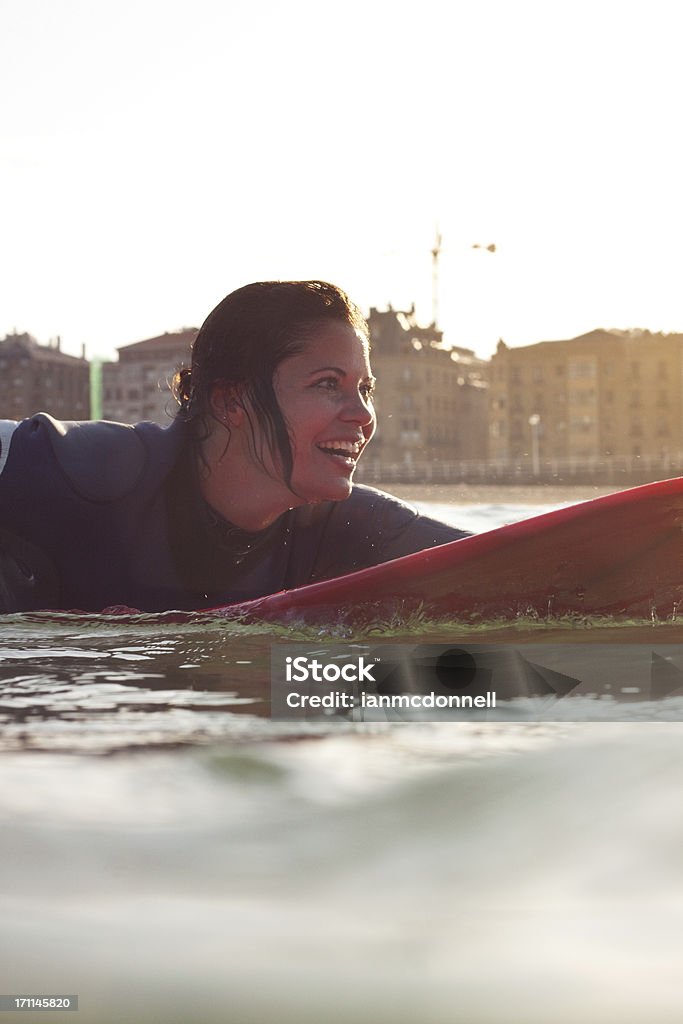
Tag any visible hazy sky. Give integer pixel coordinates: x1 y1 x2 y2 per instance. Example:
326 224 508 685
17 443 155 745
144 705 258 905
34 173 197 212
2 0 681 360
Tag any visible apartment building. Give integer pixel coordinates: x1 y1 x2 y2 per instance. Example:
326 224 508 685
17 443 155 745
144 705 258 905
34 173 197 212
102 328 197 424
489 329 683 465
0 332 90 421
361 305 489 473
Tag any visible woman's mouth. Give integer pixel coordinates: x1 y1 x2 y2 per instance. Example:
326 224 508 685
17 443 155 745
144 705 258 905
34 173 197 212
316 439 364 466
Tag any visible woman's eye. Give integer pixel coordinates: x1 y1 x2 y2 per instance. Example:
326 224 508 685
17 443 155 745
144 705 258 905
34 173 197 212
312 377 375 399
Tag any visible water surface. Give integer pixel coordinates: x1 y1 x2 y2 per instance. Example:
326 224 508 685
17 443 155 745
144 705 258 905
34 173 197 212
2 501 682 1023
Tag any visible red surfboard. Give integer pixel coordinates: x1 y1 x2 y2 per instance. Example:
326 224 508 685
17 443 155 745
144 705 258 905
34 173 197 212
214 477 683 623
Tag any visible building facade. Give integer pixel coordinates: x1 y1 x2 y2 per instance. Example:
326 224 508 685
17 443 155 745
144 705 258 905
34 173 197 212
489 329 683 470
0 333 90 421
358 305 489 478
102 328 197 424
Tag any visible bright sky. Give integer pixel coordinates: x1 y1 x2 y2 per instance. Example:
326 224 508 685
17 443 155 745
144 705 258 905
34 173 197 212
2 0 681 361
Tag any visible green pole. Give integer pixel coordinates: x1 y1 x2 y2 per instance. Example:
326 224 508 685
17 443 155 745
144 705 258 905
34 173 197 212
90 358 103 420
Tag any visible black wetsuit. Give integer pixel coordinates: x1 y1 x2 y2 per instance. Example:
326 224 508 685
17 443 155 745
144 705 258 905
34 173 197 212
0 414 469 612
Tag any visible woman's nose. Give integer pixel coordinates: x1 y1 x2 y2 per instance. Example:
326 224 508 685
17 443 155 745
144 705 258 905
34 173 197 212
340 390 376 428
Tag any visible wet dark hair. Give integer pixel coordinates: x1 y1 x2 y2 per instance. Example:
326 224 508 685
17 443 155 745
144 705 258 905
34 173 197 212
172 280 369 486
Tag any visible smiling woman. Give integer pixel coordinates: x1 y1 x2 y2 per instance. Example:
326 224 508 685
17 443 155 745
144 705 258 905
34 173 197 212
0 281 469 612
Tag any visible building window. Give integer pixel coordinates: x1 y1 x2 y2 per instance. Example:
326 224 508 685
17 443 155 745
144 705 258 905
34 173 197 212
569 361 596 379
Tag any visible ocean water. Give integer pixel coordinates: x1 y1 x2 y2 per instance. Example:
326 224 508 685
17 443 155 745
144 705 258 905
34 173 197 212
413 498 572 533
2 502 683 1024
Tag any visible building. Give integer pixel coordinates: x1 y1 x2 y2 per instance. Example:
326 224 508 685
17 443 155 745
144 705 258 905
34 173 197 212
102 328 197 424
489 328 683 471
0 332 90 421
358 305 489 478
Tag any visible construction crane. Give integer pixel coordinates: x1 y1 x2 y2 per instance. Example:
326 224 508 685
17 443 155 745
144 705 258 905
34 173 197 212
431 232 496 329
431 230 442 328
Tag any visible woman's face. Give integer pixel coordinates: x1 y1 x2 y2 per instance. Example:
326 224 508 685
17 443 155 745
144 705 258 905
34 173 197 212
271 321 376 503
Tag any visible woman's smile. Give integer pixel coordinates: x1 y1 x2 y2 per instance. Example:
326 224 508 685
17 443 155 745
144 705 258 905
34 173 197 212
315 437 366 466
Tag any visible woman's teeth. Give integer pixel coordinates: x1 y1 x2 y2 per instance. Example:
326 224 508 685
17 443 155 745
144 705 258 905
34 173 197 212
323 441 360 452
317 440 362 459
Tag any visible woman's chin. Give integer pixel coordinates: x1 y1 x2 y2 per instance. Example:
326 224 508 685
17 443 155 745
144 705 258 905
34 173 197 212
293 474 354 504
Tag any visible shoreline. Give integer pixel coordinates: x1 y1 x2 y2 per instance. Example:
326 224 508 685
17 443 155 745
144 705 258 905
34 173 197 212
378 482 619 505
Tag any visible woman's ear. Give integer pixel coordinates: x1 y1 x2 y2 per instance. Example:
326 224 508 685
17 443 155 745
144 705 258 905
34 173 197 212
208 381 244 427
